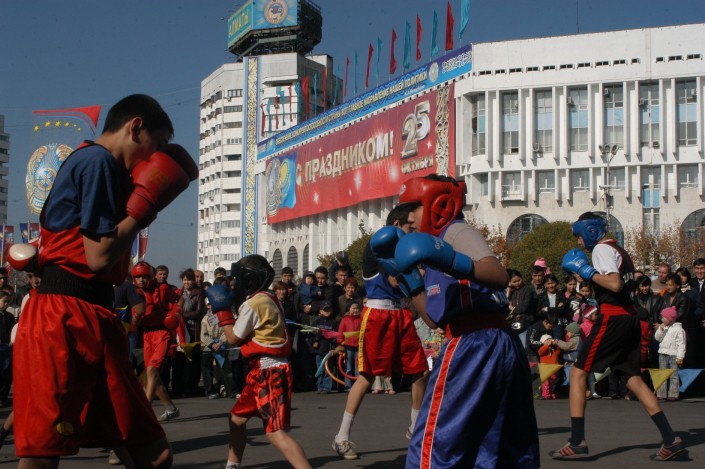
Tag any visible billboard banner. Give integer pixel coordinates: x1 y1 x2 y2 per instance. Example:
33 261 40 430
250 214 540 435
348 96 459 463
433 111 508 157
265 84 456 223
258 44 471 160
228 0 298 48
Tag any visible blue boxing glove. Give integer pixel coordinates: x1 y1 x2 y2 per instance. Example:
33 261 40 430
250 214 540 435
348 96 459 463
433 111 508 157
370 226 406 276
206 284 237 327
371 226 424 296
395 232 474 278
562 248 597 281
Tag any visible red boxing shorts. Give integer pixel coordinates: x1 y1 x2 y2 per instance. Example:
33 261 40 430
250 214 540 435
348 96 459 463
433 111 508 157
143 329 171 370
231 361 293 433
13 293 165 458
357 301 427 377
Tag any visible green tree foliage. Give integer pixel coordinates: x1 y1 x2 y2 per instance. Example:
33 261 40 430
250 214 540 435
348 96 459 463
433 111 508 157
509 221 576 280
317 223 372 285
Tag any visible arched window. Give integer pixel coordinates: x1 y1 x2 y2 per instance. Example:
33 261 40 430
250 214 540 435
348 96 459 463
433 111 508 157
593 211 625 246
287 246 298 276
303 244 310 273
506 214 548 246
682 209 705 241
272 249 283 280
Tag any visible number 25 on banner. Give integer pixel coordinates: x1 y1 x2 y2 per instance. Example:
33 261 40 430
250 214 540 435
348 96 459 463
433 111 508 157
401 101 430 159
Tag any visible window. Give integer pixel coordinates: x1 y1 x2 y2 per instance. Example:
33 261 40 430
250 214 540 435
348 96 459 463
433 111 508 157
677 80 697 146
642 167 661 235
604 85 624 147
537 171 555 193
225 154 241 161
501 172 522 199
571 169 590 192
506 214 548 245
479 173 489 196
679 165 699 188
535 90 552 152
639 83 660 148
569 88 588 151
224 105 243 113
502 93 519 154
608 167 625 191
471 94 486 156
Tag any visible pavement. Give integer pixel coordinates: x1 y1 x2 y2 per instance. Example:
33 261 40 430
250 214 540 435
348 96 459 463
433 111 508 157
0 392 703 468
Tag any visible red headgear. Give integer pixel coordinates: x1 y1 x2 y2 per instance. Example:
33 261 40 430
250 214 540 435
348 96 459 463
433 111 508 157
131 261 153 278
398 175 466 236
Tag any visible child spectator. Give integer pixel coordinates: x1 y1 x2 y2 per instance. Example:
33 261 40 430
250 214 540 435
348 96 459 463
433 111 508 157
555 322 583 365
654 307 686 401
538 334 561 399
0 291 15 407
336 300 362 391
537 273 569 339
309 301 339 394
299 271 322 310
337 278 362 321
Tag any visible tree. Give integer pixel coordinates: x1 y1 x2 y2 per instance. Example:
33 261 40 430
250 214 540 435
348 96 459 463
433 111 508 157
466 216 511 267
508 221 575 279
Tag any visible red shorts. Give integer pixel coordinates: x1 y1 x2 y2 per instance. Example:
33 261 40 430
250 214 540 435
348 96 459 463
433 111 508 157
357 303 427 377
231 361 293 433
143 329 171 369
13 293 165 457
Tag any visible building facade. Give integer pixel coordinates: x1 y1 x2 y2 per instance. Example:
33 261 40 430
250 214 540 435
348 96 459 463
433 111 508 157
258 23 705 276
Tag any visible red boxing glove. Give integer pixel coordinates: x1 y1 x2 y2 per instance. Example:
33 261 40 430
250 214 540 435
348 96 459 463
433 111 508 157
215 310 235 327
127 144 197 227
163 305 182 330
7 241 39 272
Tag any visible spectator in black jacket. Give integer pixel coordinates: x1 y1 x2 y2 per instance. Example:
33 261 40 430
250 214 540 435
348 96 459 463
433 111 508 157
506 269 537 347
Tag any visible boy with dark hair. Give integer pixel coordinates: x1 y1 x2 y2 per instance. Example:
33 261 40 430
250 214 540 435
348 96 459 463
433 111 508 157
207 255 310 469
10 94 197 468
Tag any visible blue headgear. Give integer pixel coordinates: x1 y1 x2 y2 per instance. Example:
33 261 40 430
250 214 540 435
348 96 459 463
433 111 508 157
572 218 606 251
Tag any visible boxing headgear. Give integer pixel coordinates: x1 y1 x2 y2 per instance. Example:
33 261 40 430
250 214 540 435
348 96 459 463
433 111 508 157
231 255 275 297
572 216 606 251
131 261 153 278
398 175 466 236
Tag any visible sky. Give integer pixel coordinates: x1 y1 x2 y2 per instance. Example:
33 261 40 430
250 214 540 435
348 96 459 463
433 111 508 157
0 0 702 276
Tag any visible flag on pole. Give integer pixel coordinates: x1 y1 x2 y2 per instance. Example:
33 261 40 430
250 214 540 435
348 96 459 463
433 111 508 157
19 222 40 244
365 43 373 88
445 1 454 51
27 105 101 215
322 68 327 110
403 21 411 70
301 76 310 114
334 65 340 105
390 29 398 74
354 51 358 95
416 15 422 61
431 10 439 57
313 72 318 115
1 226 14 272
376 37 382 80
344 57 350 98
294 81 302 114
288 84 293 113
460 0 470 39
260 103 265 137
266 97 272 132
278 87 287 125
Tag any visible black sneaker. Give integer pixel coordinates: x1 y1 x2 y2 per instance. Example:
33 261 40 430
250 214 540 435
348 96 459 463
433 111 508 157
549 440 589 459
650 437 686 461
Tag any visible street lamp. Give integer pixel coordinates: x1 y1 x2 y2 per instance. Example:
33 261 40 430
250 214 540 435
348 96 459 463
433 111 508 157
598 143 619 233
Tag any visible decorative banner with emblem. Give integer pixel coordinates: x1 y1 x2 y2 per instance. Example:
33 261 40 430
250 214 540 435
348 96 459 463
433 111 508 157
265 84 455 223
26 106 101 215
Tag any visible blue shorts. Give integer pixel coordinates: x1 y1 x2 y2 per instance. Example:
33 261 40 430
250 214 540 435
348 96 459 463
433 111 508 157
406 328 540 469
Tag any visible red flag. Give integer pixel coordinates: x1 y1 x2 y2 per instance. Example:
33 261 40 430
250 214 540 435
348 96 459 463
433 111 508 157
445 1 454 51
323 67 327 110
344 57 349 98
274 96 280 129
288 84 292 113
301 76 310 114
390 28 398 74
416 15 422 61
365 43 373 88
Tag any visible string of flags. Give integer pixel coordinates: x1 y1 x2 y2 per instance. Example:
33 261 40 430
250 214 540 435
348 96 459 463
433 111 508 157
530 362 705 394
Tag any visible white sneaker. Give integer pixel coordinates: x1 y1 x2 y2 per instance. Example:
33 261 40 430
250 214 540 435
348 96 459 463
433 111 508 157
108 449 120 465
332 439 358 459
158 408 180 422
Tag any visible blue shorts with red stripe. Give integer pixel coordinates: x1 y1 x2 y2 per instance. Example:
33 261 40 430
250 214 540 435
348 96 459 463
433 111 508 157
406 328 539 469
575 310 641 377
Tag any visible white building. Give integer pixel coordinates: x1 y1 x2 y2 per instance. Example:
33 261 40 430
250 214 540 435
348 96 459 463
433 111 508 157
0 115 9 224
258 23 705 275
198 53 340 277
